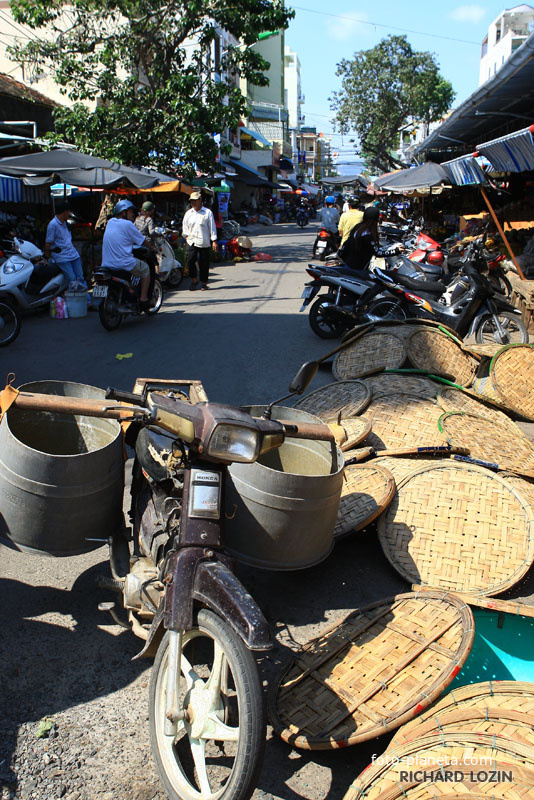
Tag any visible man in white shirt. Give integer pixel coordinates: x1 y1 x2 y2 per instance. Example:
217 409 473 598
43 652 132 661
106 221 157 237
44 201 87 287
182 192 218 290
102 199 153 309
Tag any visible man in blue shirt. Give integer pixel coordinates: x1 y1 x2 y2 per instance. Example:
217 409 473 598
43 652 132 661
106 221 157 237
44 201 87 287
319 196 340 234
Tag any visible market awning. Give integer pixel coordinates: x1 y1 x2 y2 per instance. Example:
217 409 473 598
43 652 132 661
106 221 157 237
321 174 368 188
240 127 271 147
415 31 534 159
227 158 278 188
441 155 487 185
476 125 534 172
373 162 450 191
301 183 319 195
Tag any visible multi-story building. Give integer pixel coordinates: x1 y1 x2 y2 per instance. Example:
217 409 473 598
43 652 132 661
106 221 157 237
479 4 534 85
296 126 330 183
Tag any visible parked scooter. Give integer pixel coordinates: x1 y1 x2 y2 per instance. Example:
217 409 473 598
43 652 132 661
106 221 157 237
11 363 334 800
93 247 164 331
153 226 183 288
0 237 68 314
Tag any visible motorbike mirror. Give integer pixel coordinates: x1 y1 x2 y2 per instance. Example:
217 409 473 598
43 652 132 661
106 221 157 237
289 361 319 395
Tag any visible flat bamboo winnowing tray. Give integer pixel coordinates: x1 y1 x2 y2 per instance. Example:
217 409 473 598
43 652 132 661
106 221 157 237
360 373 439 401
377 461 534 596
436 385 518 430
333 463 395 539
491 343 534 420
361 393 444 452
269 591 474 750
333 332 407 380
293 380 371 420
388 679 534 750
328 416 372 452
406 328 478 387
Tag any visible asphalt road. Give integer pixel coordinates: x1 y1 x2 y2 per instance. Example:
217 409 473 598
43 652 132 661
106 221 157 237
0 220 408 800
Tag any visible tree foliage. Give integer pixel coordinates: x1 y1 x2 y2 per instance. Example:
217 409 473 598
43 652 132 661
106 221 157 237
9 0 293 177
330 36 455 171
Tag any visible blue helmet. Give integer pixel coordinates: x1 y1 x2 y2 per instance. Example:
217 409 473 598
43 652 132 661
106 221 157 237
325 195 335 204
114 199 136 216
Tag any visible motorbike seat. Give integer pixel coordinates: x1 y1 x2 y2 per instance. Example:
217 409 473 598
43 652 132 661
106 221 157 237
25 261 63 295
394 272 446 295
97 267 134 281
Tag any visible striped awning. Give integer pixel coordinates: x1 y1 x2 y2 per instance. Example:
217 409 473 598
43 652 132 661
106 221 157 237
0 173 49 203
441 156 486 185
476 125 534 173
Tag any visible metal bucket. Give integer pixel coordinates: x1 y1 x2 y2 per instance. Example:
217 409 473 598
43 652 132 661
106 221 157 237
0 380 124 556
224 406 344 570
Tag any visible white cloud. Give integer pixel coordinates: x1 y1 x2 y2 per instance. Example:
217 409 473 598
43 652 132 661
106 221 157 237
327 11 368 41
449 5 487 23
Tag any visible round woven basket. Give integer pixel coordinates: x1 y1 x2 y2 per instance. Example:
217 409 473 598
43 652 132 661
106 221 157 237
361 374 439 401
362 393 444 452
343 738 534 800
389 680 534 750
328 416 372 452
438 411 534 477
490 343 534 420
373 456 448 484
269 590 474 750
436 386 517 430
377 461 534 596
333 332 407 380
294 380 371 421
406 329 477 387
333 463 395 539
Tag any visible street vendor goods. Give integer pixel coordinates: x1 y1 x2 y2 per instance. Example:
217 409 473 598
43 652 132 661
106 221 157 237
378 461 534 596
269 591 474 749
490 343 534 420
333 462 395 538
0 360 338 800
332 331 407 379
294 379 371 420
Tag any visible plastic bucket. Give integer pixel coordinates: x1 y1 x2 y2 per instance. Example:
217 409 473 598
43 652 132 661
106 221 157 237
224 405 344 570
0 380 124 556
65 290 88 318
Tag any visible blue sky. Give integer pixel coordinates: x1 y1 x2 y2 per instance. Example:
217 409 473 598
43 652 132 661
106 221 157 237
285 1 527 170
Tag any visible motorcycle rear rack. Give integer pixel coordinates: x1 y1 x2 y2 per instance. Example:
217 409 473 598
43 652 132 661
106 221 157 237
131 378 208 404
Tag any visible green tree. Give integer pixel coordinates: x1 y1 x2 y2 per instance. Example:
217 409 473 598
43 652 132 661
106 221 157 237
8 0 293 177
330 35 455 171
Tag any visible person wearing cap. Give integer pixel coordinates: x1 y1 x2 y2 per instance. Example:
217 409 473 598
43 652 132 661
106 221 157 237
102 199 155 309
319 196 340 235
135 200 158 239
338 196 364 247
44 200 87 287
182 191 218 290
341 206 402 270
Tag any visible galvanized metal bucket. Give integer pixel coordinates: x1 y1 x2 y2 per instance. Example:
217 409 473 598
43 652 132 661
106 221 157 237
224 405 344 570
0 380 124 556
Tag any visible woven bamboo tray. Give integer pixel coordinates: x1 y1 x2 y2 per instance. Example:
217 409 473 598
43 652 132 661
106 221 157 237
373 456 448 484
436 386 517 430
406 329 478 387
411 583 534 619
377 461 534 596
362 394 444 452
333 332 407 380
293 380 371 421
344 751 534 800
343 734 534 800
328 416 372 451
491 344 534 420
361 374 439 401
333 463 396 539
388 679 534 749
268 590 474 750
438 411 534 477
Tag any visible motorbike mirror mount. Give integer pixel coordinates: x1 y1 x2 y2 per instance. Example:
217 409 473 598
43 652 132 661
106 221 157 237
262 361 319 419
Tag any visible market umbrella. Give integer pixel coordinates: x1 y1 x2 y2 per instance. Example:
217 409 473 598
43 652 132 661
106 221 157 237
373 162 451 192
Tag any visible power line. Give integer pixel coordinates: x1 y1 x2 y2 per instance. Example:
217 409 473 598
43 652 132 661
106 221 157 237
291 5 481 46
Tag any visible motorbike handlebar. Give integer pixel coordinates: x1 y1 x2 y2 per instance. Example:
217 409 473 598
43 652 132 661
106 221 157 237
105 387 146 407
279 421 335 442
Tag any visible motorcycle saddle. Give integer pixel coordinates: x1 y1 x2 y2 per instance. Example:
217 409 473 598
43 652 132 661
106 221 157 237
96 267 134 281
394 272 446 295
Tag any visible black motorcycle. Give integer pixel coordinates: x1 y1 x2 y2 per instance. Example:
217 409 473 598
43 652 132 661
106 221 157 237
312 227 339 260
296 208 309 228
93 247 163 330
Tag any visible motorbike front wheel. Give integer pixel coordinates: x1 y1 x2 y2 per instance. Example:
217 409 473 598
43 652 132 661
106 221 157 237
98 288 122 331
475 311 528 345
309 296 348 338
166 268 184 289
0 301 21 346
149 609 265 800
148 277 164 314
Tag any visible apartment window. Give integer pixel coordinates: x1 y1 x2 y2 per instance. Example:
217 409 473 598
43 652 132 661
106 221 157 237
214 37 221 72
496 28 501 43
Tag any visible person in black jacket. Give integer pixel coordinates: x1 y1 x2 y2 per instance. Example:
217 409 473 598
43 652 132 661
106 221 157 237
340 206 402 270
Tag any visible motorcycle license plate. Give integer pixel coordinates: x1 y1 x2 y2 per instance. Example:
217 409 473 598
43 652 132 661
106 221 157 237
92 285 108 298
316 242 327 250
301 286 314 299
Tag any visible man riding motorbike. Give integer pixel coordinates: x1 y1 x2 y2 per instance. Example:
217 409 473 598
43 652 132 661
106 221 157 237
102 199 156 311
338 196 364 247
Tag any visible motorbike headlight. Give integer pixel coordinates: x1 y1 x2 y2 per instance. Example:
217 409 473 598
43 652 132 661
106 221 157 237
206 424 260 463
3 260 25 274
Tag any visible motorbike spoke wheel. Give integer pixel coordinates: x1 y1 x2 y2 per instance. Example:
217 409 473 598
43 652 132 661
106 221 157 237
98 289 122 331
150 609 265 800
167 268 184 289
489 273 512 298
0 301 21 346
148 278 164 314
366 299 407 322
308 296 347 339
475 311 528 345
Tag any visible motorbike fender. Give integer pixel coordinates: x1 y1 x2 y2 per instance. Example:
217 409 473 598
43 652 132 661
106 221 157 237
193 560 272 651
